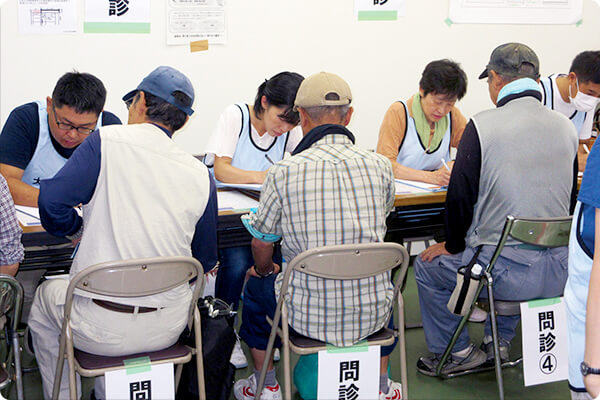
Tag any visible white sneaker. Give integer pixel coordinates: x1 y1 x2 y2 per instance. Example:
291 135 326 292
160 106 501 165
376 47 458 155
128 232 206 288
273 348 280 362
230 338 248 369
233 373 282 400
379 379 402 400
468 306 488 323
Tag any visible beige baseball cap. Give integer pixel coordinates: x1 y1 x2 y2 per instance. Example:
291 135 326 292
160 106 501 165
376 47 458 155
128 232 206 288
294 72 352 110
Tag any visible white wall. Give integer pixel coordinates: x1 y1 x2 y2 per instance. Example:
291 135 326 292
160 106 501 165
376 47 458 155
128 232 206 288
1 0 599 154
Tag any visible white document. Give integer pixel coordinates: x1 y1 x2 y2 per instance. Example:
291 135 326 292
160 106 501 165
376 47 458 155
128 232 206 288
217 190 259 211
18 0 77 35
395 179 446 193
318 344 380 400
354 0 406 16
520 297 568 386
15 205 41 226
395 181 432 195
449 0 582 24
167 0 227 45
105 362 175 400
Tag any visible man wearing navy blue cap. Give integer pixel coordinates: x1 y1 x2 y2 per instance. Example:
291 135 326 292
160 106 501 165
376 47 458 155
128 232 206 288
28 66 218 399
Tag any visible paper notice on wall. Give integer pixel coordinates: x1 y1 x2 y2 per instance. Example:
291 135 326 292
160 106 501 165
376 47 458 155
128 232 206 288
18 0 77 34
84 0 151 34
167 0 226 45
355 0 406 20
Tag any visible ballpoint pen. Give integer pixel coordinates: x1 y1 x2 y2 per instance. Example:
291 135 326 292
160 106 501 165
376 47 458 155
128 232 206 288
584 144 591 154
265 154 275 165
441 159 450 172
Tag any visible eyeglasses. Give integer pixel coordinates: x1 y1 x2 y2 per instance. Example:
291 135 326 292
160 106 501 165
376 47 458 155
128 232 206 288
51 103 96 135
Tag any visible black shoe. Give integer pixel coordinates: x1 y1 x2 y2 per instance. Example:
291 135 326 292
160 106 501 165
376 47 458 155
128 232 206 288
417 344 487 377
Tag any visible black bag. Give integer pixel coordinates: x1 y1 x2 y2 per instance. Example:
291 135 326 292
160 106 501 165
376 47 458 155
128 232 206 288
177 297 237 400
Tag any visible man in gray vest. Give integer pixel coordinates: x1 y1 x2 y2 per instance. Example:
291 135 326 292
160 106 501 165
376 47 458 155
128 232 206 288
413 42 578 376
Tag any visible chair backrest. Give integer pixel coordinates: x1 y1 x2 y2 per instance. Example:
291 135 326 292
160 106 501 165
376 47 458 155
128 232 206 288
286 242 408 280
487 215 572 273
70 256 201 298
64 256 204 325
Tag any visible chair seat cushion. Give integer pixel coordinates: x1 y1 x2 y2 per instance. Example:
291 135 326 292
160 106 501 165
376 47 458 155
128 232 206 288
74 343 191 370
289 327 394 350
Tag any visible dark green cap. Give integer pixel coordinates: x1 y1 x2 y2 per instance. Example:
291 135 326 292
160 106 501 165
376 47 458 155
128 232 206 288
479 42 540 80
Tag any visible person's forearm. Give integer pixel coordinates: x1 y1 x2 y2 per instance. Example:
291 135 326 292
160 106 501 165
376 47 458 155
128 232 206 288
584 209 600 396
5 177 39 207
251 238 275 274
392 162 446 185
0 263 18 276
214 159 266 184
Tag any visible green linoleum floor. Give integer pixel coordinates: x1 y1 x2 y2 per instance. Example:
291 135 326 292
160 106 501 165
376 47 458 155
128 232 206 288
6 266 571 399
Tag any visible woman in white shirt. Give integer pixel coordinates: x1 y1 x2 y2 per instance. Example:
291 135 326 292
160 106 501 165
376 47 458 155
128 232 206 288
205 72 304 368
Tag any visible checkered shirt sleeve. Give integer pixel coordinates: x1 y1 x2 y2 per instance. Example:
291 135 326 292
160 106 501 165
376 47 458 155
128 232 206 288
0 176 24 266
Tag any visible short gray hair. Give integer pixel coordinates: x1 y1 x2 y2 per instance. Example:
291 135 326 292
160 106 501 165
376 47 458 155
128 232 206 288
303 105 350 123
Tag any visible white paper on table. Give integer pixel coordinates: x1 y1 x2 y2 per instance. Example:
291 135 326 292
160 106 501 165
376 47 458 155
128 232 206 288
395 179 445 194
217 190 259 211
15 205 41 226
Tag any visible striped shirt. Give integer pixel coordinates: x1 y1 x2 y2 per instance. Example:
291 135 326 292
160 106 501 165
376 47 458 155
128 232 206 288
0 175 23 266
251 131 396 346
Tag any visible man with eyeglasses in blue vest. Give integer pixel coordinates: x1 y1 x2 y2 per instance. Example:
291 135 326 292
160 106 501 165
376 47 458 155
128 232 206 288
0 71 121 208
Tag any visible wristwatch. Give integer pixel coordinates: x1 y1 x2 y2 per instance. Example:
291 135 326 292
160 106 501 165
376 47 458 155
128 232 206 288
581 361 600 376
255 266 274 279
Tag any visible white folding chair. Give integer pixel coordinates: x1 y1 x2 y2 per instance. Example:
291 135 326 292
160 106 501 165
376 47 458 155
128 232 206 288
256 242 410 400
52 256 206 400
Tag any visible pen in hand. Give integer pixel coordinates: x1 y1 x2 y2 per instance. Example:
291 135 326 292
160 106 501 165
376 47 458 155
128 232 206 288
265 154 275 165
584 144 591 154
441 159 450 172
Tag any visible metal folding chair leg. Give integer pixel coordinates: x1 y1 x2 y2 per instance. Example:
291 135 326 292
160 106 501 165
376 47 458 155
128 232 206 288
485 271 504 400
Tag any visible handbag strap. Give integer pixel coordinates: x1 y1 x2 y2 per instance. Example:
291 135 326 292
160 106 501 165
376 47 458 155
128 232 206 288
454 246 484 311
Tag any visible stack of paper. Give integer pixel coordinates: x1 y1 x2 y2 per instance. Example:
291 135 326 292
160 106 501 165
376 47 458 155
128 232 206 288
395 179 447 195
15 205 41 226
217 190 259 212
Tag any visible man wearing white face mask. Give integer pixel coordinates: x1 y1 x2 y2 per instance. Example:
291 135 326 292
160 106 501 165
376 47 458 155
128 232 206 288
540 51 600 171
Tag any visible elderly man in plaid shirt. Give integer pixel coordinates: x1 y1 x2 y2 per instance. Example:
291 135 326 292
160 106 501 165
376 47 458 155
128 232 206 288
233 72 402 400
0 174 23 276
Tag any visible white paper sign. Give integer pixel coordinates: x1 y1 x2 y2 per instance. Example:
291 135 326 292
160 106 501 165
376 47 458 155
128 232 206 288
84 0 151 33
18 0 77 35
318 344 380 400
520 297 568 386
105 361 175 400
354 0 406 17
167 0 227 45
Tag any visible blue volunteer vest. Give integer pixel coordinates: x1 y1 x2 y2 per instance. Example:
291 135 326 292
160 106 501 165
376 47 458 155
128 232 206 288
540 75 586 134
22 101 103 188
230 104 289 171
395 101 452 171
